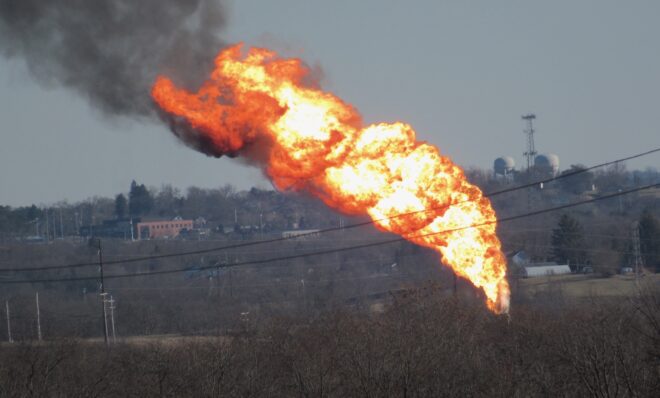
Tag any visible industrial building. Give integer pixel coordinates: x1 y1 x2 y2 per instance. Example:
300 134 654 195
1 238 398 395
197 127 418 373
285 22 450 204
510 251 572 278
136 218 193 240
520 262 572 278
80 217 195 240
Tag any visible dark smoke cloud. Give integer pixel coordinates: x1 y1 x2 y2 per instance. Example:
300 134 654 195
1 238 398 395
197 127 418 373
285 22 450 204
0 0 226 118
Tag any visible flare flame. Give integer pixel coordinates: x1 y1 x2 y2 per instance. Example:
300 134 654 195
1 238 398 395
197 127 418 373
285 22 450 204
152 44 510 313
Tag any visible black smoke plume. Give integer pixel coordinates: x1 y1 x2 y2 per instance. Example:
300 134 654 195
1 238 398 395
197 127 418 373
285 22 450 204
0 0 226 118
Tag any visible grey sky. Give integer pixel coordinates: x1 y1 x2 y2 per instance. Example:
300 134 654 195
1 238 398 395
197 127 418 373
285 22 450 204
1 0 659 207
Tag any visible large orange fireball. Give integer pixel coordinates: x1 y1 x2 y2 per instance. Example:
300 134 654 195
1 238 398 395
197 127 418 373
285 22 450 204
152 44 510 313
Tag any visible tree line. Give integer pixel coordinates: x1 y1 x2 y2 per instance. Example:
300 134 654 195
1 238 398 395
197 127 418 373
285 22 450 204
1 163 659 274
0 290 658 397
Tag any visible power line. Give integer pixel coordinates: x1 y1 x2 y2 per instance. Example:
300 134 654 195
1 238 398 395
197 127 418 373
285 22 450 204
3 147 659 272
500 227 660 244
1 147 658 273
110 273 398 292
0 182 657 285
502 242 647 257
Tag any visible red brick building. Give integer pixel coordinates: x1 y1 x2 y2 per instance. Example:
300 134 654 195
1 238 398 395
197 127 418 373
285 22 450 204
136 219 193 240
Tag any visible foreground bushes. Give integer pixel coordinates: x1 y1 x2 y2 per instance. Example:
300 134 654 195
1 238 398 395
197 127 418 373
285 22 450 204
1 293 658 397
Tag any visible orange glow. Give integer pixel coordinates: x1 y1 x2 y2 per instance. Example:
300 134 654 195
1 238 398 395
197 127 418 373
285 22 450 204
152 44 510 313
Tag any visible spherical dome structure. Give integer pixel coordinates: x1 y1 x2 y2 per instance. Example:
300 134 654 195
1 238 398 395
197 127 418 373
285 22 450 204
534 153 560 174
494 156 515 175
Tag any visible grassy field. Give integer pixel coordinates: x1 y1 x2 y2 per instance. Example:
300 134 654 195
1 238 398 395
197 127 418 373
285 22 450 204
517 272 660 299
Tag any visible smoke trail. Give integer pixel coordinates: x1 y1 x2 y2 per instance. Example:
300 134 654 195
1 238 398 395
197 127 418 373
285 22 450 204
0 0 226 118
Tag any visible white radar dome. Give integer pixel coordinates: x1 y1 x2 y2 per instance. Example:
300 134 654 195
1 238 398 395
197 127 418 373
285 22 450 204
494 156 516 175
534 153 560 174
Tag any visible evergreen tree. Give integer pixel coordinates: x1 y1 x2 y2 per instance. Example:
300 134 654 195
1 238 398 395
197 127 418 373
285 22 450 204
129 180 153 217
114 193 127 219
551 214 589 270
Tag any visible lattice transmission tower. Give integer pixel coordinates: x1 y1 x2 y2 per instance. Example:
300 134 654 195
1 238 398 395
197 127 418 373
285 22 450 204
522 113 537 172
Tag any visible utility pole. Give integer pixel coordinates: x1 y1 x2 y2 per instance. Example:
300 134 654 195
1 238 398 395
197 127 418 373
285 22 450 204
36 292 42 341
97 239 109 346
5 300 12 343
108 295 116 343
101 293 109 343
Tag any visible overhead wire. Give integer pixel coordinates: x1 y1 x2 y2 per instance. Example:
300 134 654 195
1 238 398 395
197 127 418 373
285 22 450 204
0 181 657 285
1 146 658 273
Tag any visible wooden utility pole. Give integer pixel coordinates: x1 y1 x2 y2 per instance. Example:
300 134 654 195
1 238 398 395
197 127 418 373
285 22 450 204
108 295 116 343
36 292 42 341
631 221 644 288
5 300 12 343
98 239 109 346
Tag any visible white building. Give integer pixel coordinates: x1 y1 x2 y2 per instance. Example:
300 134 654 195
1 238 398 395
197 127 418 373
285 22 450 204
521 262 571 278
282 229 321 239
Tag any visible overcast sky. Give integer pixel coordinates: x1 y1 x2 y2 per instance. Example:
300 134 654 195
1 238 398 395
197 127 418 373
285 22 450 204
1 0 659 207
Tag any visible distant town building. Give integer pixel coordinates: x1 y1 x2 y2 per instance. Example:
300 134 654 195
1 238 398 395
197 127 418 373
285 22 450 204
509 250 572 278
136 218 193 240
521 262 571 278
282 229 321 239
